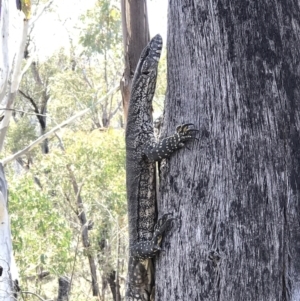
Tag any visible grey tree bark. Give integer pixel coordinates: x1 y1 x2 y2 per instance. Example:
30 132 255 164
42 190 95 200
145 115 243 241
157 1 300 300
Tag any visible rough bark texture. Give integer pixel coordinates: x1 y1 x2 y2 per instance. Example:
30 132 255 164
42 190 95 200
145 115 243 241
157 1 300 300
120 0 149 122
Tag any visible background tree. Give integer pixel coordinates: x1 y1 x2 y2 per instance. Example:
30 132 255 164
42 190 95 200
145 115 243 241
79 0 123 128
0 1 53 299
120 0 149 121
2 0 126 300
8 129 127 301
1 1 168 300
157 1 300 300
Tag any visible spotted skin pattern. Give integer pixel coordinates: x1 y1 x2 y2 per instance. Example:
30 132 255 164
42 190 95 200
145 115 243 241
125 35 197 301
144 124 198 162
131 213 175 260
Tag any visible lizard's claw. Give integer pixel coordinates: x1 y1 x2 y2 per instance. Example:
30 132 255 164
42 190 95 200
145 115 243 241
150 213 177 254
153 213 176 240
154 213 175 232
176 123 199 144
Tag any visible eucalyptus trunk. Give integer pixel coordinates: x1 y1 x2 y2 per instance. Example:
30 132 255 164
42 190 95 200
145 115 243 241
157 1 300 300
0 1 24 299
120 0 149 122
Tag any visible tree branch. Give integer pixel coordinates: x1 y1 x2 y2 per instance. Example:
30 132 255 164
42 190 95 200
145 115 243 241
18 89 45 129
108 99 122 121
29 0 55 27
66 165 99 297
21 291 51 301
82 69 94 89
1 85 119 166
18 90 40 115
0 108 47 117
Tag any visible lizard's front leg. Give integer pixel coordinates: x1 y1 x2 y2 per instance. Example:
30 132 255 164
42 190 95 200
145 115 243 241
144 123 198 161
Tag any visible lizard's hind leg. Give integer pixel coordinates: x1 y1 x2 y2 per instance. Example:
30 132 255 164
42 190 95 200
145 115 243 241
131 214 176 260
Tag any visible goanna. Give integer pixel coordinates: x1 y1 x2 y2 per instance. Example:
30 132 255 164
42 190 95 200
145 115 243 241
125 34 196 301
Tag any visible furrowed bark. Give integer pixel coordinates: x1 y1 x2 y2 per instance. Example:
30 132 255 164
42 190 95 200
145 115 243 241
157 1 300 300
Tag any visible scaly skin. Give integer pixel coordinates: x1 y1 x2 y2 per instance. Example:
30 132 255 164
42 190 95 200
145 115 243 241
125 34 197 301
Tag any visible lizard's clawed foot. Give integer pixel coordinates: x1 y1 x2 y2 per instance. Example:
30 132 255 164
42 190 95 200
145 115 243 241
153 213 176 243
176 123 199 145
155 213 176 233
131 213 176 260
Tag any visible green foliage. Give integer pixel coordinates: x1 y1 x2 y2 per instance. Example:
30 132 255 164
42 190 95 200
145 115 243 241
7 129 127 299
9 175 72 277
79 0 122 56
46 50 121 129
5 0 168 300
6 118 37 153
9 0 128 296
35 129 126 218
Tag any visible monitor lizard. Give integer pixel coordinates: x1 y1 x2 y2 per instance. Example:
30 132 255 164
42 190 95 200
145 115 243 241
125 34 196 301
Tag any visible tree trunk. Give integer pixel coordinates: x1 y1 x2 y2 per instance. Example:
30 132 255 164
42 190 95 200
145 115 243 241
0 3 53 299
0 1 24 299
0 164 19 300
157 1 300 300
57 277 70 301
0 1 28 151
107 271 121 301
67 165 100 297
120 0 149 123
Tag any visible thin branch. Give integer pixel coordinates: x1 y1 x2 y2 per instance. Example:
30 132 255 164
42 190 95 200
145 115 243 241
82 69 93 89
66 165 86 225
21 291 51 301
108 99 122 120
29 0 55 27
66 165 100 297
63 192 78 215
54 132 65 151
0 108 47 117
68 235 81 301
18 89 46 131
18 90 40 115
1 85 119 166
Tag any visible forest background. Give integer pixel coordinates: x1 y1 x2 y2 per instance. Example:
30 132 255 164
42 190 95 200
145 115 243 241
2 0 166 300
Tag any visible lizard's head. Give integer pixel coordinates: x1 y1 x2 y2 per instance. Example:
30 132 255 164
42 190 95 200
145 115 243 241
140 34 163 76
